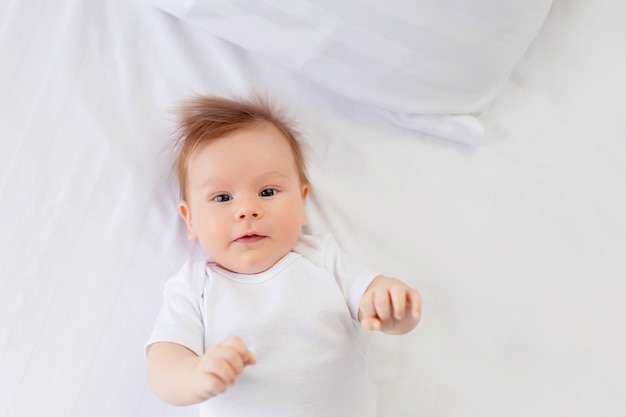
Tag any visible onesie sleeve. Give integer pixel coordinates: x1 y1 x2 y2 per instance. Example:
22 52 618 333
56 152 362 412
145 261 206 357
295 234 380 321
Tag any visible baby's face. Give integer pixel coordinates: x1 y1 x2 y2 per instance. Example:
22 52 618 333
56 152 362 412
179 122 309 274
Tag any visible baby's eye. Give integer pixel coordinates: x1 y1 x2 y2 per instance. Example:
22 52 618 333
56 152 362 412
212 194 232 202
259 189 277 197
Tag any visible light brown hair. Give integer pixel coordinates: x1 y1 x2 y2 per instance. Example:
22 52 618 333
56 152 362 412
172 95 310 200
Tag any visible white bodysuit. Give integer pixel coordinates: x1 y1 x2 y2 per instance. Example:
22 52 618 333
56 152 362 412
147 234 379 417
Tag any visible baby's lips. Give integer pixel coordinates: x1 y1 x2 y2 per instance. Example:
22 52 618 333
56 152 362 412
235 234 266 244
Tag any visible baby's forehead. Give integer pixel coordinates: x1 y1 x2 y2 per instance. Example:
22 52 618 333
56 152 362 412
193 122 293 155
187 124 296 168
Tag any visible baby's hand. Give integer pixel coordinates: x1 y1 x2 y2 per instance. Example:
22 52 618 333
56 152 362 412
359 276 421 335
191 336 256 401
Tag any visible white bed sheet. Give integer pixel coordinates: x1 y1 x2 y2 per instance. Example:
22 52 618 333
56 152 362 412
1 1 625 416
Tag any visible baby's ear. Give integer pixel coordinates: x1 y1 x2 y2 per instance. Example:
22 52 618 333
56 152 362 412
178 201 197 240
301 185 310 226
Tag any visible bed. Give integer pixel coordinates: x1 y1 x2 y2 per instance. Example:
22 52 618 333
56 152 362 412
1 0 625 416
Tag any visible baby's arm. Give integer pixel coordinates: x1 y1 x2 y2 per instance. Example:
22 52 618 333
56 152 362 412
358 276 422 335
146 336 256 405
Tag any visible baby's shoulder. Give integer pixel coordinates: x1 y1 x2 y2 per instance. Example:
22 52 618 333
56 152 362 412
167 260 208 296
293 233 340 267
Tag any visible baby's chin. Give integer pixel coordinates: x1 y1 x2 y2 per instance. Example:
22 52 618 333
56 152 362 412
218 252 288 275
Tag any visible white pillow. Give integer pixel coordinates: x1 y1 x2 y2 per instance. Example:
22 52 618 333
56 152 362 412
152 0 553 145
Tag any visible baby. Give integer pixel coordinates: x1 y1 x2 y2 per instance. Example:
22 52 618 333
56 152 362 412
146 96 421 416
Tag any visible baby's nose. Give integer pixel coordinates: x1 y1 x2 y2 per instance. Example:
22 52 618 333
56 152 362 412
236 201 261 219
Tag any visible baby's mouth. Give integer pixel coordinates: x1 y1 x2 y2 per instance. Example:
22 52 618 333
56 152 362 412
235 234 266 244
